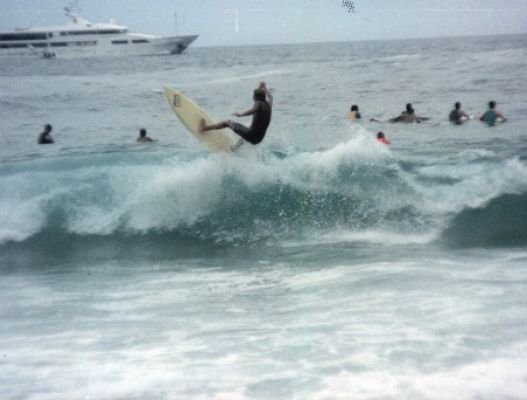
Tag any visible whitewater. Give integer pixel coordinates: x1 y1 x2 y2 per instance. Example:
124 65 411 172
1 34 527 399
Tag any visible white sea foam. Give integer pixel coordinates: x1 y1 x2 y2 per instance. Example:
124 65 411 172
0 197 47 242
311 348 527 400
282 229 439 247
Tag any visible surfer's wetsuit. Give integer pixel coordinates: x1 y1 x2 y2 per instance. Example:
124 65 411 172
229 100 271 145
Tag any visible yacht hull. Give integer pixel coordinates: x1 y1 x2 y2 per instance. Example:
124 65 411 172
0 34 198 58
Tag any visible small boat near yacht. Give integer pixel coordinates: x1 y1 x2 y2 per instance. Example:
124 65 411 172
0 6 198 58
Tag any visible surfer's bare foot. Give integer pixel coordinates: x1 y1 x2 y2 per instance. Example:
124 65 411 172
198 119 207 133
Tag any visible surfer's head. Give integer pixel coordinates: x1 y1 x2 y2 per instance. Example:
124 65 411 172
455 102 461 110
139 128 147 137
377 131 385 139
489 101 496 109
351 104 359 112
253 88 266 102
406 103 414 114
44 124 52 132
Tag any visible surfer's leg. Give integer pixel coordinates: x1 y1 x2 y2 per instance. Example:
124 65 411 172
229 122 256 142
199 119 230 133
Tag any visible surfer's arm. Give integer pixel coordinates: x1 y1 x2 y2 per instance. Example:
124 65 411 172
496 111 507 121
266 90 273 107
234 104 258 118
263 86 273 107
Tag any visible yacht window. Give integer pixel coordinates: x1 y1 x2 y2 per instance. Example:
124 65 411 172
112 40 128 45
98 29 128 34
75 41 97 46
0 33 48 41
60 29 127 36
0 43 28 48
132 39 149 44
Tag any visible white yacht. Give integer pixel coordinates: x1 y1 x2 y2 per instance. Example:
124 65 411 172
0 6 198 58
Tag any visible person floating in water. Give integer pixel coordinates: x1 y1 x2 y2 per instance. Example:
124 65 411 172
136 128 155 143
346 104 361 120
376 131 390 145
389 103 429 123
449 102 469 125
199 81 273 149
480 101 507 126
38 124 54 144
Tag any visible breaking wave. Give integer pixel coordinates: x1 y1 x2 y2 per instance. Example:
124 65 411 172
1 136 526 249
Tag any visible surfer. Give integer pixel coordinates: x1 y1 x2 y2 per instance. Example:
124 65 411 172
480 101 507 126
389 103 429 123
199 82 273 149
37 124 54 144
376 131 390 145
346 104 361 120
136 128 155 143
449 102 469 125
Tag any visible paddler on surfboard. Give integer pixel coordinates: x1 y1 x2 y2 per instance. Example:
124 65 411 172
388 103 429 123
199 81 273 150
369 103 430 124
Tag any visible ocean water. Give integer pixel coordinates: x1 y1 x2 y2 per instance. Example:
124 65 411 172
1 34 527 399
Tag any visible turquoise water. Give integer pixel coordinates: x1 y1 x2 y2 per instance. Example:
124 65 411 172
1 35 527 399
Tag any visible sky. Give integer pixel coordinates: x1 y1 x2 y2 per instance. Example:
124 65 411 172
1 0 526 47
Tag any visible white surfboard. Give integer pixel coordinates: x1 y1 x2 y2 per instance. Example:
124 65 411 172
164 86 234 152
